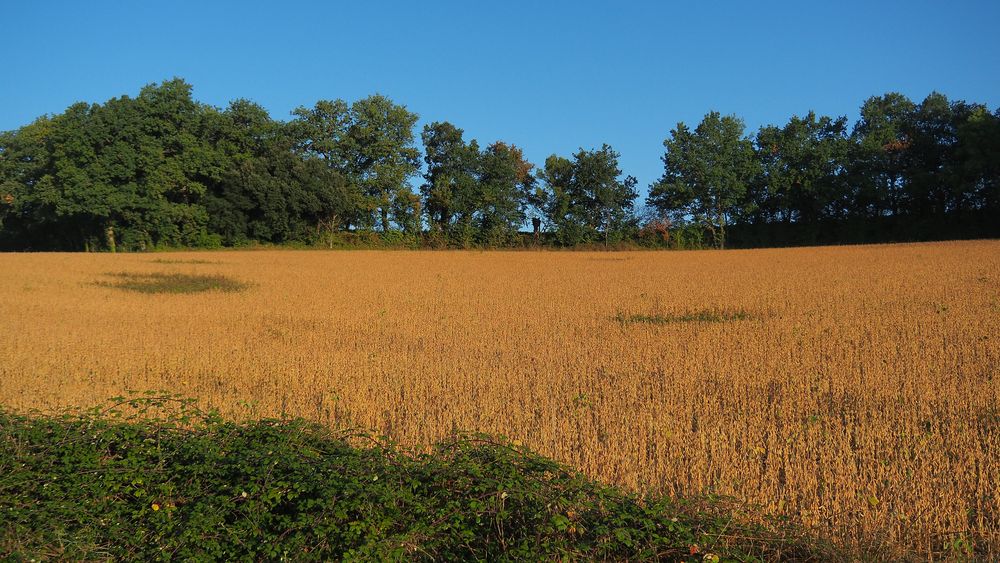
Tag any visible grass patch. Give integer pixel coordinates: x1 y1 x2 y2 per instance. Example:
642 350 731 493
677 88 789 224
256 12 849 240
97 272 247 294
616 309 752 325
149 258 223 265
0 395 841 561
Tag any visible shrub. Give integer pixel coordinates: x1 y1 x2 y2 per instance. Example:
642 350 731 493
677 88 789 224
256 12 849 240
0 396 837 561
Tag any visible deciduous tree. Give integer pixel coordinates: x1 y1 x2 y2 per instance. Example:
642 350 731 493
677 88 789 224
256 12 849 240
647 112 757 248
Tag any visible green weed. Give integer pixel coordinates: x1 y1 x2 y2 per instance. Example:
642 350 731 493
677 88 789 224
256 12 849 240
97 272 247 294
615 309 752 325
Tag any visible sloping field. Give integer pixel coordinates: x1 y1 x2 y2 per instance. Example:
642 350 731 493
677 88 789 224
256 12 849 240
1 241 997 556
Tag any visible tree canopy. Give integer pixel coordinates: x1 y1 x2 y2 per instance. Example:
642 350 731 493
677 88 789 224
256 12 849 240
0 79 997 250
647 113 757 248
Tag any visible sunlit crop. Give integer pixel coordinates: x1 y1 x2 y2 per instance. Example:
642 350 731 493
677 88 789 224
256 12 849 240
1 240 997 556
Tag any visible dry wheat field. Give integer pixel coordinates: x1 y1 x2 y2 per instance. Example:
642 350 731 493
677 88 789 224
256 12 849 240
1 240 998 555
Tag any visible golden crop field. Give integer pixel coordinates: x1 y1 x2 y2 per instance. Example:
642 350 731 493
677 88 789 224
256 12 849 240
1 240 998 556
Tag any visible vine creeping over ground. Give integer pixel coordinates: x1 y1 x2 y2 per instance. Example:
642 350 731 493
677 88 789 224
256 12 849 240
0 396 844 561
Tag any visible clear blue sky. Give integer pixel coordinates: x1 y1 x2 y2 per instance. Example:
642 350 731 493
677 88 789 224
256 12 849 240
3 1 999 197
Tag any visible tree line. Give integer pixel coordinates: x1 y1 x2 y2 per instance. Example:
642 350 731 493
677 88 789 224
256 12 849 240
0 78 997 251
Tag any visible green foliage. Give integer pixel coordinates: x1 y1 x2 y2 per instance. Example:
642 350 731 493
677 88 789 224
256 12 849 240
751 112 852 224
420 121 480 239
419 123 535 247
476 142 535 247
615 309 752 325
294 95 421 232
204 99 363 246
1 79 998 251
96 272 248 294
668 223 710 249
648 112 758 249
845 91 1000 220
0 397 838 561
0 79 216 250
540 145 638 246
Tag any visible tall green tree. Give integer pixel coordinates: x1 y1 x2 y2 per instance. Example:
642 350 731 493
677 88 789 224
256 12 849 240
538 155 578 244
647 112 757 249
128 78 214 247
0 117 58 248
903 92 966 217
477 141 535 246
204 100 361 245
289 99 351 169
343 95 421 232
41 101 124 250
752 112 851 223
420 121 480 240
850 93 916 217
541 145 637 246
954 105 1000 214
0 79 216 250
292 95 420 232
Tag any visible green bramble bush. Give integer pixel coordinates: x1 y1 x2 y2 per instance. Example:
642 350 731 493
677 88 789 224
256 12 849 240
0 394 841 561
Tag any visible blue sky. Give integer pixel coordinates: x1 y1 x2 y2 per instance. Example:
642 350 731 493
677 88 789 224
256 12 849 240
3 1 999 197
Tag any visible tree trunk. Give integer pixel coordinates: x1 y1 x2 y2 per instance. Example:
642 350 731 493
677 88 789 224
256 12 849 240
717 203 726 250
105 225 116 253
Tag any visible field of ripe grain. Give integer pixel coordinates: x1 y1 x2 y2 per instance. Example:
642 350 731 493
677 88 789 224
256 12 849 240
1 241 998 556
